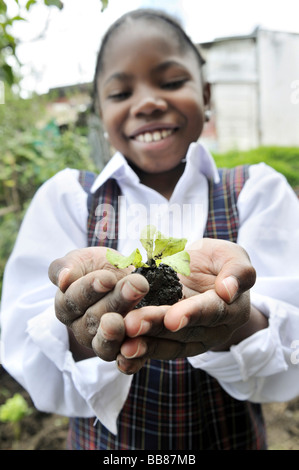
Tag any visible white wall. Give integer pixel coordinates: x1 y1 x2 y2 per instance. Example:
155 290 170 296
258 30 299 146
203 37 259 152
201 30 299 151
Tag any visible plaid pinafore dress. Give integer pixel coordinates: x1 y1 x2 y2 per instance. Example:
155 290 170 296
67 165 267 450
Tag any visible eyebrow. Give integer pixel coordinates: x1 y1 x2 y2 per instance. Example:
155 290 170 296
103 60 189 86
154 60 188 73
103 72 132 87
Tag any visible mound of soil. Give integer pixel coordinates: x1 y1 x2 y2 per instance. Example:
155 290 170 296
134 263 183 307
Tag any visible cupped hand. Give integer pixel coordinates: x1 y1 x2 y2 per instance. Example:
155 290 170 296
116 239 260 374
48 247 149 361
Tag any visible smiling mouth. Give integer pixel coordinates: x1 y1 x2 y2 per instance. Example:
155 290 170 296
132 128 177 143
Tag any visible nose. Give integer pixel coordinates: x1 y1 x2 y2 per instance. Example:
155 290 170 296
130 87 167 116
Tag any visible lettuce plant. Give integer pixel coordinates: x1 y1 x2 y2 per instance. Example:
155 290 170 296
106 224 190 276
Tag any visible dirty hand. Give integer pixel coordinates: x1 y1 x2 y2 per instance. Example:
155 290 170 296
48 247 149 361
117 239 263 374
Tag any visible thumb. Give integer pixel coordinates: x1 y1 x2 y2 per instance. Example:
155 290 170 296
215 263 256 304
48 247 124 292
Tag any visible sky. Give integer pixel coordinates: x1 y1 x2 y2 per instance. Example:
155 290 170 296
6 0 299 95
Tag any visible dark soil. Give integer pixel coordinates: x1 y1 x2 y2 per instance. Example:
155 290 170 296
1 365 299 450
134 263 183 308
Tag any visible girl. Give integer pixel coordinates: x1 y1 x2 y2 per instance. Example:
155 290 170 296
1 9 299 450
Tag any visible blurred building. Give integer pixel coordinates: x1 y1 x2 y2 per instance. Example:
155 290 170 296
44 27 299 160
200 27 299 152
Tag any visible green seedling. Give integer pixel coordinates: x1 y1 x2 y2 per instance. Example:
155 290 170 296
0 393 32 441
106 224 190 276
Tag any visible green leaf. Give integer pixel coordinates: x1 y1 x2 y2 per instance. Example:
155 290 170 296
2 64 14 85
100 0 108 11
140 224 157 261
106 248 147 269
0 2 7 13
154 234 187 259
25 0 37 10
0 393 31 424
156 251 191 276
44 0 64 9
8 15 26 23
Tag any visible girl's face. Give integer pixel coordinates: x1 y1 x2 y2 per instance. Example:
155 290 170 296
98 21 209 174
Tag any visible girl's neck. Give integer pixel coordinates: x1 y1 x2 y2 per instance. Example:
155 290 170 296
128 161 186 200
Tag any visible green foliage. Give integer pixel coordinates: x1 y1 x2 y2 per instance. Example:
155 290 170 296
0 1 109 85
212 146 299 188
106 225 191 276
0 90 96 211
43 0 63 9
0 392 32 441
0 0 63 86
0 88 96 294
0 393 31 424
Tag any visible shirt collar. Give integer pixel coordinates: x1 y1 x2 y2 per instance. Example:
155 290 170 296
90 140 220 193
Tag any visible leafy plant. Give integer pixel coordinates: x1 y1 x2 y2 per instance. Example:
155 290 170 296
0 89 97 295
0 393 32 441
0 0 109 86
212 146 299 188
106 224 191 276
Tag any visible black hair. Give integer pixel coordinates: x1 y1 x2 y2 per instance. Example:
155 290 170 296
92 8 205 110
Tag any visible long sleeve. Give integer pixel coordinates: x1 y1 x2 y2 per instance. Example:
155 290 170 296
188 163 299 403
2 147 299 436
0 168 132 434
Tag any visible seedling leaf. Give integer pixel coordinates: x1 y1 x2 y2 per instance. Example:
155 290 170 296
106 248 146 269
156 251 191 276
140 224 157 261
105 225 190 275
154 234 187 259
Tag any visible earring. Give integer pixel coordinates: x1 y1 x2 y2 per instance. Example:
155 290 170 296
103 131 109 139
205 109 211 122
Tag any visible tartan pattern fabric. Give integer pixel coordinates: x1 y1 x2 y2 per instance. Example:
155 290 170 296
78 171 121 248
205 165 249 241
67 165 267 450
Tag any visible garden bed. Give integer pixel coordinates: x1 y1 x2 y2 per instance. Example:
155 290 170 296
1 365 299 450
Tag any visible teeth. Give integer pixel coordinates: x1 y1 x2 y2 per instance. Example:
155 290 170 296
162 130 171 138
135 129 174 143
153 131 161 141
144 132 152 143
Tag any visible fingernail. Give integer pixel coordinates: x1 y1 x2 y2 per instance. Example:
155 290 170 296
58 268 70 290
121 280 145 300
131 320 151 337
99 322 114 341
92 278 112 293
222 276 239 302
116 357 134 375
172 316 189 332
122 340 147 359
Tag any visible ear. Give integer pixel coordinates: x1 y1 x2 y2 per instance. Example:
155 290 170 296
203 81 211 108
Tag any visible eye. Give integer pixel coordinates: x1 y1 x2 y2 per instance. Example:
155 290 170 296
108 90 131 101
162 78 188 90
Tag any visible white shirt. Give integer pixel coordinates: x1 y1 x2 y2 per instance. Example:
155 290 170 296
1 141 299 435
